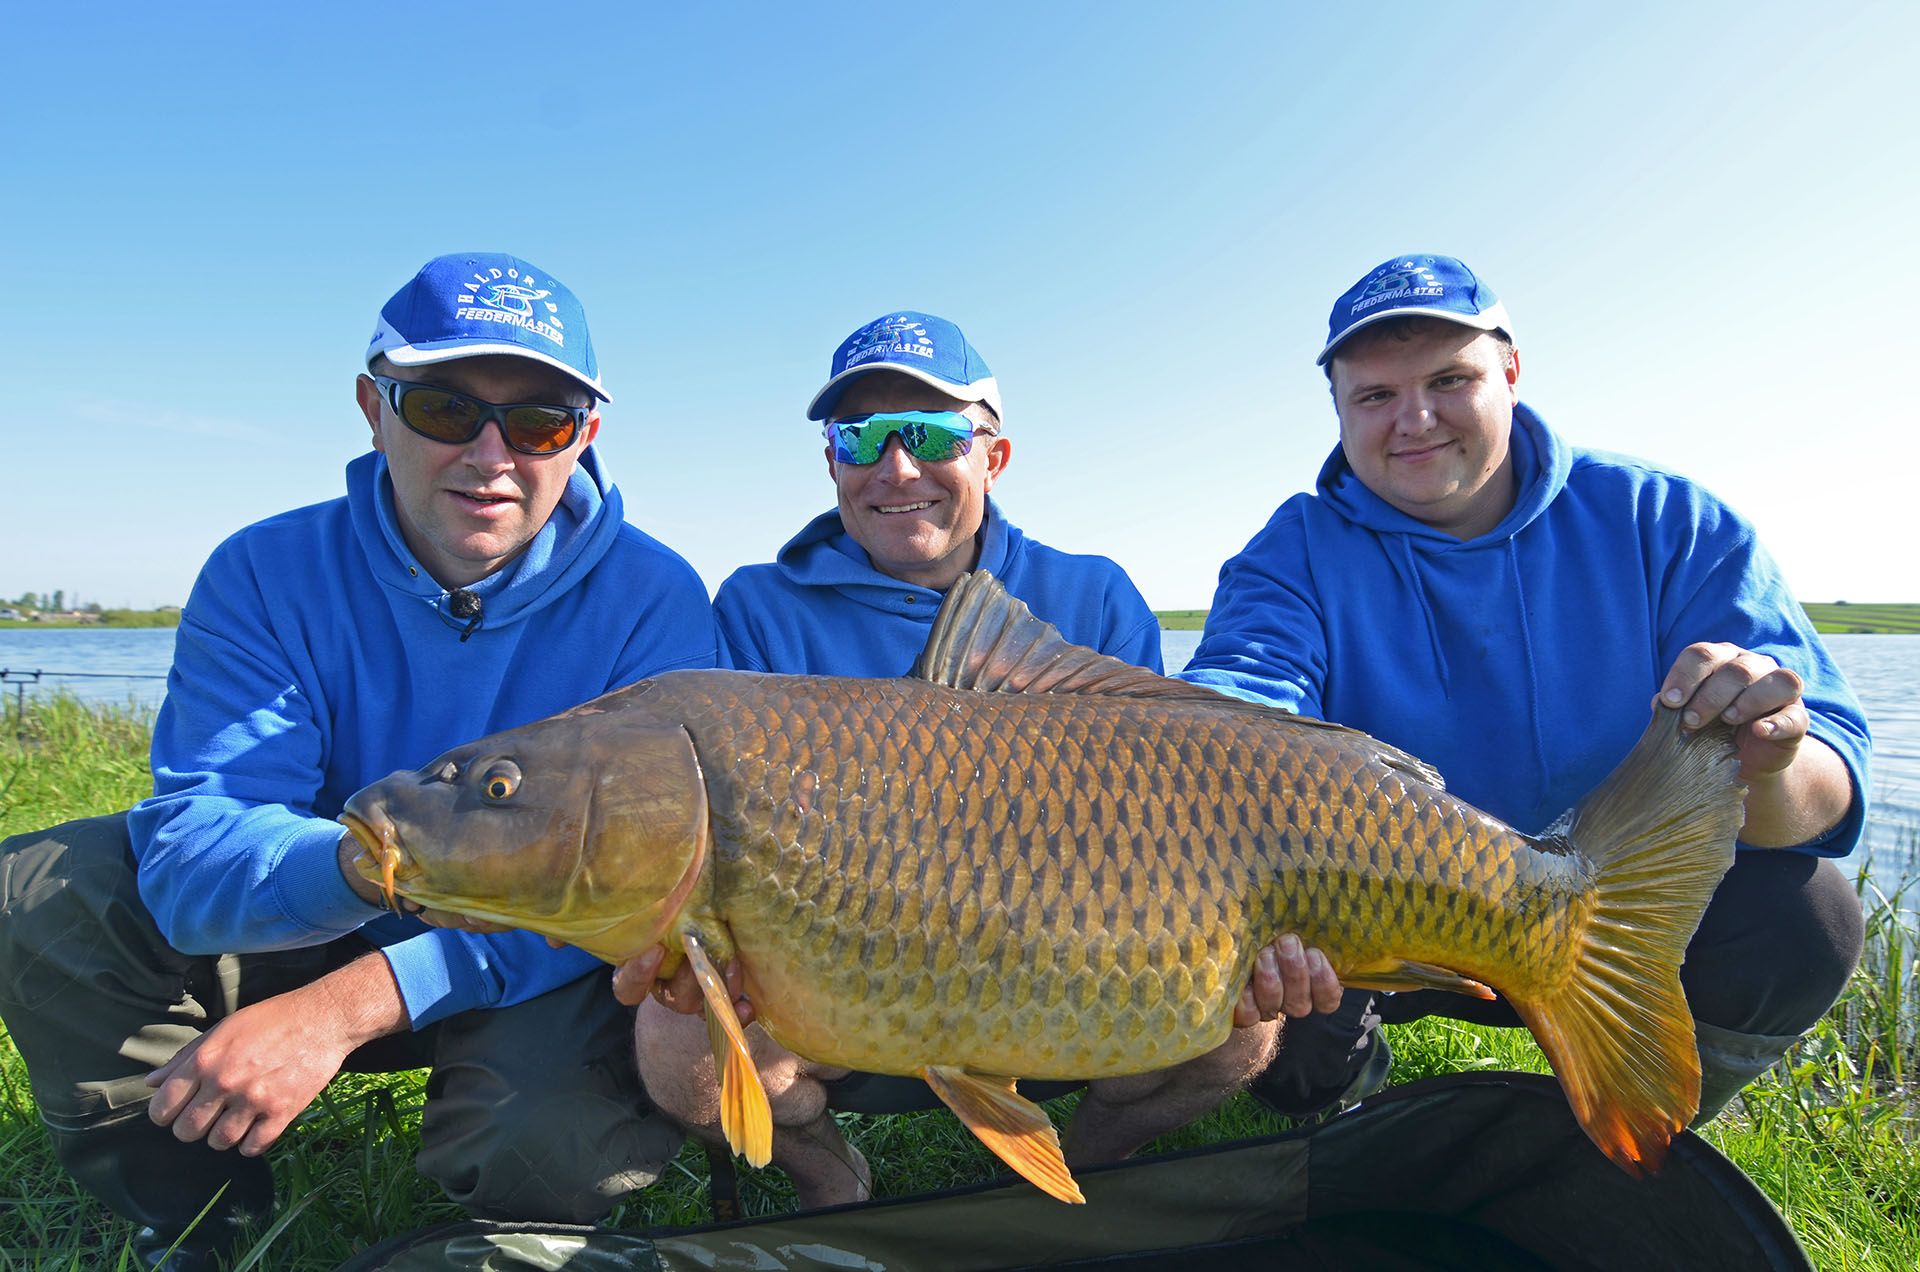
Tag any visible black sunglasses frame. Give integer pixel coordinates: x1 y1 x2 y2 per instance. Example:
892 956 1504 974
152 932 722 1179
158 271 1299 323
373 375 591 456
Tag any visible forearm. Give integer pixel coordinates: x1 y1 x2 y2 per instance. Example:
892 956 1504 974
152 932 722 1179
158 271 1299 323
300 951 414 1047
1739 736 1854 848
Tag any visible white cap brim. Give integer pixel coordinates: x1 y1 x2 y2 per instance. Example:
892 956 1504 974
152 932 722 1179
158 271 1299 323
806 364 1001 421
1315 301 1513 366
368 320 610 402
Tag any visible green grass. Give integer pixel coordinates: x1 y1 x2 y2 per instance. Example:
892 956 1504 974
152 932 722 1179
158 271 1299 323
1157 602 1920 636
0 693 157 836
2 695 1916 1269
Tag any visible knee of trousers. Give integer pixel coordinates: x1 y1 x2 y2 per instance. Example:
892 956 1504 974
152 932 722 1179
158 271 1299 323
1252 989 1378 1114
416 978 684 1224
1 813 149 1000
0 813 197 1119
1691 1019 1806 1124
414 1056 685 1224
1681 853 1864 1038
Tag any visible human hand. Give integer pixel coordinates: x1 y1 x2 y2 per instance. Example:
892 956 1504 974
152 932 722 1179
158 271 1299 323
1658 642 1809 781
338 830 394 910
412 908 516 935
611 945 755 1025
1234 933 1343 1028
146 990 359 1156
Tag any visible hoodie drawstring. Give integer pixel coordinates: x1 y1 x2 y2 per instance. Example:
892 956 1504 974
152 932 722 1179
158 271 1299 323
1508 540 1551 796
1395 538 1452 698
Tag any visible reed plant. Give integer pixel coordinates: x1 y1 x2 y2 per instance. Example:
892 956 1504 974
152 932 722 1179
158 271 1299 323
1 695 1915 1269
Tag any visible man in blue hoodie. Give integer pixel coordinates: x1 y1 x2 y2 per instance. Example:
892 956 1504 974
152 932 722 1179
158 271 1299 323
624 310 1344 1208
0 253 716 1268
1181 254 1871 1123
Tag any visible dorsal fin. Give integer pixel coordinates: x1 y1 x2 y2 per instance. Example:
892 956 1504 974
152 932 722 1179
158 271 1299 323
912 572 1449 789
911 571 1233 705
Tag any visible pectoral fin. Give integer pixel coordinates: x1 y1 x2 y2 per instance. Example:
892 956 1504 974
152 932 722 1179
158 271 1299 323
1341 958 1497 999
682 930 772 1168
920 1065 1084 1204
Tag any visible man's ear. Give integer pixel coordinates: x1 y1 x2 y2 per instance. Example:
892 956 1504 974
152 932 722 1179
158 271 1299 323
356 374 386 451
981 435 1012 491
824 443 839 482
1506 347 1521 400
579 410 601 450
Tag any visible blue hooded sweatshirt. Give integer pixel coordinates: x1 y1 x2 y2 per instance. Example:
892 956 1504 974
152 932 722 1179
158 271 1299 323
1179 404 1870 856
714 499 1163 676
130 448 717 1027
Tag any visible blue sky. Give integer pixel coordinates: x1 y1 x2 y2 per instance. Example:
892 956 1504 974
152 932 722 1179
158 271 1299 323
5 2 1914 610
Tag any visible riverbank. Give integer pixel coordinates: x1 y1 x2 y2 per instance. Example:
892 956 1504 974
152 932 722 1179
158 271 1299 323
0 609 179 629
0 695 1915 1267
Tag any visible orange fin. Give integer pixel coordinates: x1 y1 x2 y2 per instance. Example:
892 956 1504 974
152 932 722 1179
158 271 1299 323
1513 707 1743 1177
921 1065 1084 1204
1341 958 1496 999
682 930 772 1169
914 573 1447 786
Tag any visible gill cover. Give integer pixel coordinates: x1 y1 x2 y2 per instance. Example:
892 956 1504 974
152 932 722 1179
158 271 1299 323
548 718 711 963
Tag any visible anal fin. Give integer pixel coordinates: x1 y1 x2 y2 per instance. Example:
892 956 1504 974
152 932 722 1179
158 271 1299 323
683 930 772 1168
921 1064 1084 1204
1341 958 1497 999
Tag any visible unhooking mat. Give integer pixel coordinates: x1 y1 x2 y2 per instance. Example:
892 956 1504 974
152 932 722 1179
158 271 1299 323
333 1071 1810 1272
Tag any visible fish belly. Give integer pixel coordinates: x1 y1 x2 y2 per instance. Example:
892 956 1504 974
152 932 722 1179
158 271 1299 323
663 674 1584 1081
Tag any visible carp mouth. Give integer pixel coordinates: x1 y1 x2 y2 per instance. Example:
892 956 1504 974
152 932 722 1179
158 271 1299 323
340 812 407 913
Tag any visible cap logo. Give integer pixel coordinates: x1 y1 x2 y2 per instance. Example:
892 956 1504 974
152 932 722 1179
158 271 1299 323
451 266 567 347
475 281 549 318
1351 260 1446 316
844 314 935 369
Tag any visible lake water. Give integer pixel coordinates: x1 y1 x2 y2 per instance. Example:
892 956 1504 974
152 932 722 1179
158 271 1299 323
4 626 1915 881
1 627 175 711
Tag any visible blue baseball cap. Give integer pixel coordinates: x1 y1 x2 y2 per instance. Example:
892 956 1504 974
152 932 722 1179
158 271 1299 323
806 310 1001 421
1317 254 1514 366
366 253 609 402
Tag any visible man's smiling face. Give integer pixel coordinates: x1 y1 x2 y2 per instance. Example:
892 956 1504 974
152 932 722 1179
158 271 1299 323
1329 322 1519 540
357 354 599 588
824 371 1010 591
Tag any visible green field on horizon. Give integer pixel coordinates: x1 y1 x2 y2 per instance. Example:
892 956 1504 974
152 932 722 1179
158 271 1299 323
1158 602 1920 635
1801 602 1920 634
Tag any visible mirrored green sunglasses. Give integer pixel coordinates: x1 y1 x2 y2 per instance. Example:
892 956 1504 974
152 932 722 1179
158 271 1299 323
824 411 990 465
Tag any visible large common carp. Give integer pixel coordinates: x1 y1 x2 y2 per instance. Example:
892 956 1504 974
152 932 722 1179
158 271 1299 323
340 573 1744 1203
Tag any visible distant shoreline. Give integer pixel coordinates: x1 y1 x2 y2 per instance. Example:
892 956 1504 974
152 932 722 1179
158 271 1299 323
8 603 1917 636
1156 602 1920 636
0 611 179 630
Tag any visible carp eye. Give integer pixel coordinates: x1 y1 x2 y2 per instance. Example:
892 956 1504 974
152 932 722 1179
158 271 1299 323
481 761 521 803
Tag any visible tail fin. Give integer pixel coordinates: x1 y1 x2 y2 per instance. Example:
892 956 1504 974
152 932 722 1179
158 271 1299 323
1509 706 1744 1176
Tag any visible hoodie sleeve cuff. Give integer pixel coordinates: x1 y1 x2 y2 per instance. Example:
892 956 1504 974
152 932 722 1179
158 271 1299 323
276 818 387 935
379 929 606 1029
381 931 486 1028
